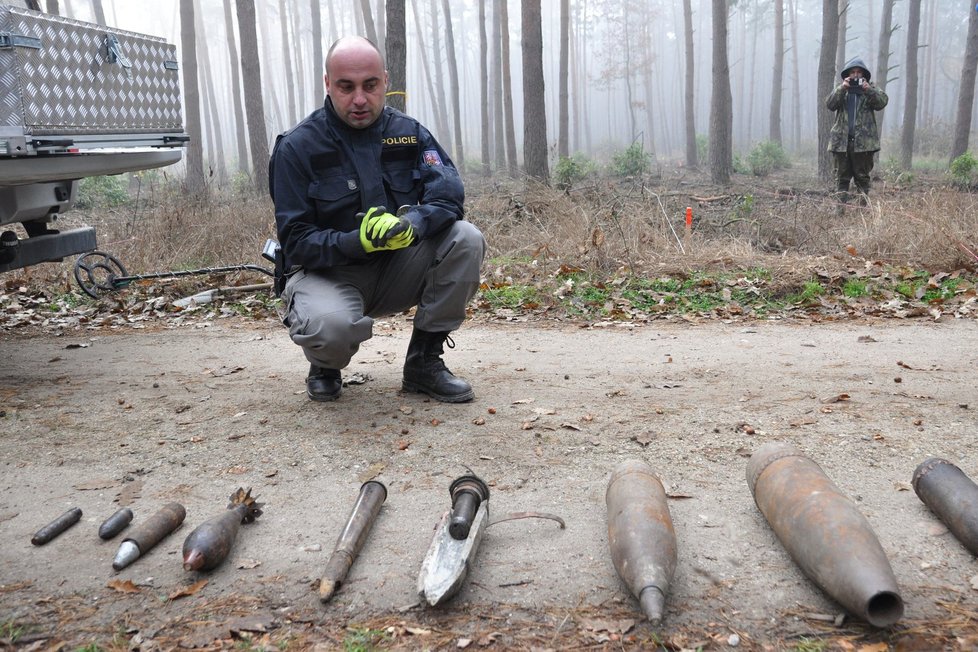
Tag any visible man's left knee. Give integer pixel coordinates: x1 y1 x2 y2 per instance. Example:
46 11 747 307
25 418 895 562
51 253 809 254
442 221 486 262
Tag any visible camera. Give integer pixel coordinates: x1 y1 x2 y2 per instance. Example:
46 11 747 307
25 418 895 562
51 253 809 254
848 77 865 89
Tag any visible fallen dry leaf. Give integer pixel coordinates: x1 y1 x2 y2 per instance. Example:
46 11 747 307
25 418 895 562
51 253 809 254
227 465 249 475
357 462 386 483
168 579 208 600
237 559 261 569
107 579 141 594
789 417 818 427
820 393 851 404
396 439 411 450
472 417 486 425
857 335 877 343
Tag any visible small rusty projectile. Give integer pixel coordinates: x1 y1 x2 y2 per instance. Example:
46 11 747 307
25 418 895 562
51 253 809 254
319 480 387 602
748 442 903 628
98 508 134 540
912 458 978 556
183 488 262 571
31 507 83 545
417 474 490 607
448 476 490 540
112 502 186 571
606 460 678 624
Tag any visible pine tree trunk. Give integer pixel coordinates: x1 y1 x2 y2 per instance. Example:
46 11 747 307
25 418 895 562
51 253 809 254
408 0 448 139
500 0 518 176
789 0 802 149
557 0 569 160
278 0 297 125
359 0 378 43
683 0 698 166
479 0 490 175
386 0 407 113
91 0 105 25
835 0 848 74
710 0 733 184
195 6 227 185
521 0 549 182
441 0 465 171
180 0 205 195
770 0 784 145
490 0 506 170
876 0 897 141
223 0 249 174
951 0 978 163
816 0 840 182
236 0 270 193
899 0 921 170
45 0 58 14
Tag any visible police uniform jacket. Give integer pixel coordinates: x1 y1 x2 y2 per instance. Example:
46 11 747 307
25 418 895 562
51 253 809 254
269 98 464 271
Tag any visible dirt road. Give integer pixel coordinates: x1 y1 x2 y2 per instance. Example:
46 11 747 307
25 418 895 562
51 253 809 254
1 317 977 650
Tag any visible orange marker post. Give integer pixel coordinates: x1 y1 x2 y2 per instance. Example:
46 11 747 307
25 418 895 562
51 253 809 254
685 206 693 236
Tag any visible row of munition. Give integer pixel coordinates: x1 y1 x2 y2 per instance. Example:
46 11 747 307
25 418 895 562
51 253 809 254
609 443 978 629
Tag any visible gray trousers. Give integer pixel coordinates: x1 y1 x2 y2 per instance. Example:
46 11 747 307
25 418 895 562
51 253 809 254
282 220 486 370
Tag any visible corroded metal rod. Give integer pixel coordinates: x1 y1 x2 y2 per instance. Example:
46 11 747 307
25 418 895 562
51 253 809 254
319 481 387 602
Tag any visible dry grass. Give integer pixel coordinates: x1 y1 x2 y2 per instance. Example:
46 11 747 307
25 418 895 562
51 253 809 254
6 166 976 293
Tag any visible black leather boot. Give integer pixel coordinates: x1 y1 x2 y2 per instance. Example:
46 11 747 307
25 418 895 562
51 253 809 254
306 365 342 402
402 329 474 403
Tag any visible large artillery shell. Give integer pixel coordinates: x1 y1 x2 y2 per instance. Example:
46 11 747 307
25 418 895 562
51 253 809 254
98 508 134 540
320 481 387 602
912 458 978 556
31 507 82 545
747 442 903 628
183 488 262 572
113 502 186 570
606 460 677 624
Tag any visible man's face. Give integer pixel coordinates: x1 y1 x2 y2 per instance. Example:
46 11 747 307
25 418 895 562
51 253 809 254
325 47 388 129
849 68 867 80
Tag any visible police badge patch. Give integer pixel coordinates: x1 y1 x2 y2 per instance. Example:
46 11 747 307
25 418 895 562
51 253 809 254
423 150 443 166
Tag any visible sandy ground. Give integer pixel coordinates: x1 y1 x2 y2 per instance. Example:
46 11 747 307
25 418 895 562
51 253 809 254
1 316 977 650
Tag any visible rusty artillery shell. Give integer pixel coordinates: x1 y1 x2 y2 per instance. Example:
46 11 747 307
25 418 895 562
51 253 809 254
912 458 978 556
319 481 387 602
112 502 186 570
606 460 677 624
98 508 134 540
183 488 262 572
747 442 903 628
31 507 83 545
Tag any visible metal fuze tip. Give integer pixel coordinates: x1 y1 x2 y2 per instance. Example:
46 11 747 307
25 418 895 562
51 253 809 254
112 541 140 571
639 587 666 624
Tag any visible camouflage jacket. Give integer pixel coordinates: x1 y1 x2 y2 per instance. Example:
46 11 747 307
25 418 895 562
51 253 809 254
825 84 888 153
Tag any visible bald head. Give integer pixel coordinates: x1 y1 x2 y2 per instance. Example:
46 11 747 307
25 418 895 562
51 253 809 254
324 36 388 129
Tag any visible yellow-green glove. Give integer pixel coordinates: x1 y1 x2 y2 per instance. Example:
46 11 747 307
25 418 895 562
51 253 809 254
359 206 415 252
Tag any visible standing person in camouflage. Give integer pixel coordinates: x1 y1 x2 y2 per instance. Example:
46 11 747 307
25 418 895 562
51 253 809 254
825 57 888 207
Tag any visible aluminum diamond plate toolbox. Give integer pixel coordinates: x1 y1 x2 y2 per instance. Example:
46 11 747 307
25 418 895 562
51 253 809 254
0 3 185 153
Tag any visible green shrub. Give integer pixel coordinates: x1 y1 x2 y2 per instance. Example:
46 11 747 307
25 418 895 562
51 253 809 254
554 153 598 189
696 134 708 163
76 174 130 209
949 152 977 187
747 140 790 177
610 143 651 177
732 154 750 175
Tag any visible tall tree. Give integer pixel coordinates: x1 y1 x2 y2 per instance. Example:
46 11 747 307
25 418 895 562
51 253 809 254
386 0 406 113
195 5 227 184
478 0 490 174
409 0 448 138
499 0 518 176
876 0 898 140
179 0 204 195
683 0 698 166
359 0 378 44
709 0 733 184
951 1 978 163
441 0 464 171
223 0 249 174
45 0 58 14
788 0 802 149
236 0 269 193
816 0 840 182
91 0 105 24
770 0 784 145
310 0 324 103
557 0 570 160
899 0 921 170
490 0 506 170
835 0 848 74
375 0 386 55
522 0 549 182
278 0 298 125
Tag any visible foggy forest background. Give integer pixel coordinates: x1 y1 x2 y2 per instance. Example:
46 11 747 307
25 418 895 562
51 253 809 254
37 0 978 193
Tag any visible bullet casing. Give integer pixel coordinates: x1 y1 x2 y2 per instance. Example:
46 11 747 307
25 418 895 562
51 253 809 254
319 480 387 602
120 502 186 558
31 507 83 545
747 442 903 628
606 460 677 624
912 458 978 556
98 508 134 540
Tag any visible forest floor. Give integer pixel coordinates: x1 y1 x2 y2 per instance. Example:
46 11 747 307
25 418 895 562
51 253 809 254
1 169 978 650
